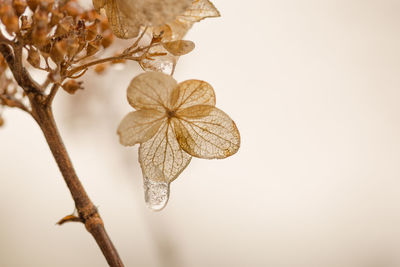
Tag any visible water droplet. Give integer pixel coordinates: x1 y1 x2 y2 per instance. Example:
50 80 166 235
144 178 170 211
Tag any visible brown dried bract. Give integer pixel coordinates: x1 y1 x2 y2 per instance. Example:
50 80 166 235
93 0 192 39
117 71 240 183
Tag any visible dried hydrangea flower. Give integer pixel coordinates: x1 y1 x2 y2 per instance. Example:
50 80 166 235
118 72 240 210
93 0 192 39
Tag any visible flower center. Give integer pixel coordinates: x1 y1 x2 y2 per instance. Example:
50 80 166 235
166 109 176 118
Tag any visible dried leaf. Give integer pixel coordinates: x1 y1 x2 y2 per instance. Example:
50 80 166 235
118 110 165 146
94 0 192 39
174 105 240 159
139 121 192 182
162 40 195 56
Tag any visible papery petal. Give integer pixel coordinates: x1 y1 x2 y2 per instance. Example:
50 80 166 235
119 0 191 27
103 0 141 39
117 109 166 146
152 0 220 42
162 40 195 56
174 105 240 159
172 79 216 110
127 71 177 111
139 121 192 183
180 0 220 22
99 0 192 39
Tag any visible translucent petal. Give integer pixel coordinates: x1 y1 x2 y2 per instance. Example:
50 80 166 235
119 0 192 28
153 0 220 41
174 106 240 159
180 0 220 22
127 71 177 111
100 0 191 39
162 40 195 56
103 0 141 39
139 121 192 183
117 109 166 146
172 80 216 110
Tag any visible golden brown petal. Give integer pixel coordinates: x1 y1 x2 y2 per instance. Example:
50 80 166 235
103 0 141 39
117 109 166 146
127 71 177 111
172 79 216 110
174 105 240 159
162 40 195 56
97 0 192 39
139 121 192 183
166 0 220 40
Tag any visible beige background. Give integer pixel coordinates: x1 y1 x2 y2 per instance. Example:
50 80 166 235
2 0 400 266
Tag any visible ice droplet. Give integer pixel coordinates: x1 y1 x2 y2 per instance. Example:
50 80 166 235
144 178 170 211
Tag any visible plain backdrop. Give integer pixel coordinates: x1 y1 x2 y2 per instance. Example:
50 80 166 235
1 0 400 266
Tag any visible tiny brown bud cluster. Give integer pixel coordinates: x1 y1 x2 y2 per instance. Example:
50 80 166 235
62 79 83 94
0 0 114 70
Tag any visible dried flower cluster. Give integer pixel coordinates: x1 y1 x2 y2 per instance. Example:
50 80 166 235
0 0 237 210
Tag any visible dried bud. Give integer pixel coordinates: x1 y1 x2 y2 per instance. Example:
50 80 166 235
101 29 114 48
62 80 83 94
86 19 99 41
12 0 27 16
80 10 100 21
65 36 79 59
20 15 31 30
26 0 40 11
32 9 49 46
0 116 4 127
61 0 83 18
49 9 64 27
86 36 102 57
50 39 67 63
38 0 53 12
0 6 19 34
55 16 74 37
27 48 41 68
94 63 108 74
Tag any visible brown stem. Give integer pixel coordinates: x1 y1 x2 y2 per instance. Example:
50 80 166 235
30 97 124 267
1 41 124 267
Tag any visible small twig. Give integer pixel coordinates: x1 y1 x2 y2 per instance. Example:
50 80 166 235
56 214 83 225
125 26 148 53
45 83 61 107
68 68 88 79
66 42 160 77
0 94 30 113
